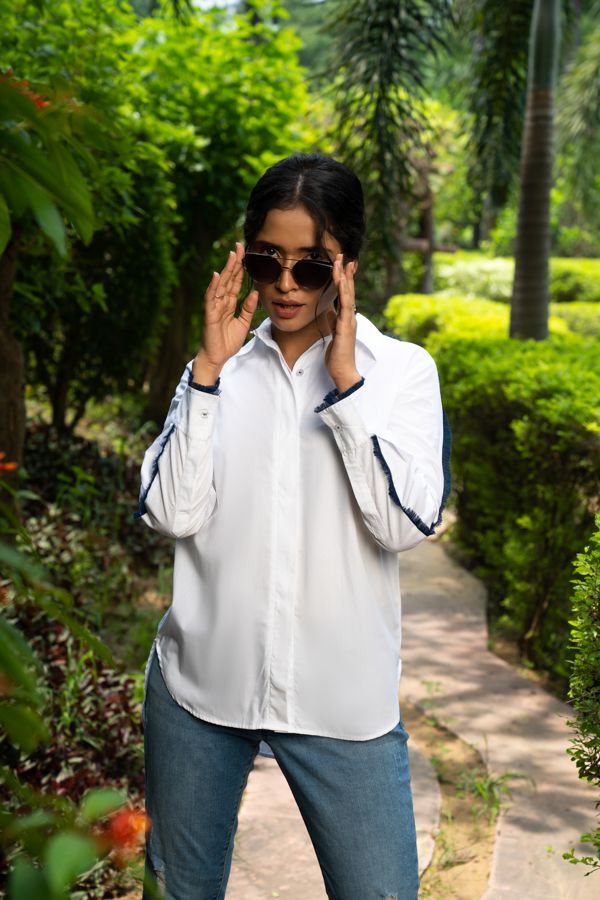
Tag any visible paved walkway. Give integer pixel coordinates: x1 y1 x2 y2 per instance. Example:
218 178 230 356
400 538 597 900
227 536 598 899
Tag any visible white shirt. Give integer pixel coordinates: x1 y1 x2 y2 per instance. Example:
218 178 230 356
137 312 449 740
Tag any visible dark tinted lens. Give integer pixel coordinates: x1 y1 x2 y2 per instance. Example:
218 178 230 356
243 254 281 284
292 259 333 289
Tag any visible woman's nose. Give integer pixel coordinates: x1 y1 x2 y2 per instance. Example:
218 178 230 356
276 264 298 292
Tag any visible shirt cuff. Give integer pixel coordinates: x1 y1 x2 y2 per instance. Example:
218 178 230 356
314 376 365 414
188 370 221 395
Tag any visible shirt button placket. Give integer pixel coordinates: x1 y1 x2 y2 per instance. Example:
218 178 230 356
267 373 300 727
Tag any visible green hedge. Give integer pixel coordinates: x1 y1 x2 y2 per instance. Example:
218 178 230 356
550 302 600 337
384 293 600 678
563 517 600 871
435 252 600 304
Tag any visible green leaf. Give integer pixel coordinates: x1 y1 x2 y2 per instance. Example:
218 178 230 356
43 831 99 895
1 132 95 242
80 787 127 823
0 191 11 255
18 177 66 256
0 542 49 584
0 616 41 696
0 702 49 753
7 857 49 900
7 810 57 837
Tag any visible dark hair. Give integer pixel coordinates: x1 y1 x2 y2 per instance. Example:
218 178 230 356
243 153 366 261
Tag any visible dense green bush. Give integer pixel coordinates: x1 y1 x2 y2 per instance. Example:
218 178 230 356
0 412 171 896
434 252 600 304
550 302 600 336
384 293 600 678
387 292 570 343
563 517 600 872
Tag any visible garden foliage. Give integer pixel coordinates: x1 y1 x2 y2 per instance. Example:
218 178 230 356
4 0 316 430
434 252 600 305
564 516 600 871
384 292 600 677
0 412 171 896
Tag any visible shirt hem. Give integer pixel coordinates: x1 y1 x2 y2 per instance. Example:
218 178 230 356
155 641 401 742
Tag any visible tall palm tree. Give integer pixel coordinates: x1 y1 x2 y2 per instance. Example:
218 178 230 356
328 0 452 300
509 0 562 340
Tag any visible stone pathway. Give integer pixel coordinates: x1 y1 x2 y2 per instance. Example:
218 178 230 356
226 536 598 899
400 538 598 900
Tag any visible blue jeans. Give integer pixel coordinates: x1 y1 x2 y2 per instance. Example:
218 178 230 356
143 649 419 900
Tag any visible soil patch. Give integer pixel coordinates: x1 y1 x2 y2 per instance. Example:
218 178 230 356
404 701 496 899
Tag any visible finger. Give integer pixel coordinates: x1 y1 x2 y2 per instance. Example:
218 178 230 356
237 289 259 329
336 260 356 317
332 253 343 289
205 270 221 302
228 244 246 300
217 250 238 296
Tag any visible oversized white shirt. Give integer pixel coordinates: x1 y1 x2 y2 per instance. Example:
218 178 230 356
137 312 449 740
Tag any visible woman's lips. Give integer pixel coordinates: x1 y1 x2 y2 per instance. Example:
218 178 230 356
272 302 304 319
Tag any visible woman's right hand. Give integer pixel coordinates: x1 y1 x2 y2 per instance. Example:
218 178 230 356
192 243 259 385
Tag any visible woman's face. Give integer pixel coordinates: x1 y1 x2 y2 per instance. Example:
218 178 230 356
248 205 342 338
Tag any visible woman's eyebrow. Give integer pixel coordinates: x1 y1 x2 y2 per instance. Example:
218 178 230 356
252 240 329 254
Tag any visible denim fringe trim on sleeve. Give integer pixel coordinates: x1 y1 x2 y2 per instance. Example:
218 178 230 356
133 424 176 520
314 376 365 414
370 414 452 537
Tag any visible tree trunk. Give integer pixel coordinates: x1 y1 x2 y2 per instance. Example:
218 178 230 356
510 0 561 340
0 236 24 523
471 218 481 251
145 282 191 424
419 188 435 294
145 216 217 423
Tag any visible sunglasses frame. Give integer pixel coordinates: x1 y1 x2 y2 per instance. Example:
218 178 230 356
243 251 334 291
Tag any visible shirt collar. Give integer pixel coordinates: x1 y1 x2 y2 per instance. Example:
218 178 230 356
238 313 380 362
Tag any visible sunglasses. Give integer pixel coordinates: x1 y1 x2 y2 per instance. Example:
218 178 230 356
243 251 333 291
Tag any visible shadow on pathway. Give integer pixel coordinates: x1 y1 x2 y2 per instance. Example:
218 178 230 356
400 537 598 900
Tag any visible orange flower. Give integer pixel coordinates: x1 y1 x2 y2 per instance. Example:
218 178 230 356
97 808 150 868
0 452 17 473
1 72 50 108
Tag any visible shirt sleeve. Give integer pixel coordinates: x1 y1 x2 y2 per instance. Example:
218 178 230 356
134 363 219 539
315 347 450 553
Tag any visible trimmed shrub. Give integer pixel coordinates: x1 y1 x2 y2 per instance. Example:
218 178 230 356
550 302 600 337
434 252 600 304
387 293 569 342
435 254 514 302
384 293 600 678
564 517 600 872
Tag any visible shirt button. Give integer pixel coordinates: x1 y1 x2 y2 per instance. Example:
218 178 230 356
296 368 304 376
200 411 209 418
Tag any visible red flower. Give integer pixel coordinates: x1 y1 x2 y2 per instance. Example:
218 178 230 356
0 452 17 473
96 808 150 868
1 71 50 108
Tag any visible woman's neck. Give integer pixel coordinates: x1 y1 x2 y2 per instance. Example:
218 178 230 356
271 312 332 370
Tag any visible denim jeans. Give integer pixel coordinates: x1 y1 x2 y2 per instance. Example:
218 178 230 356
142 649 419 900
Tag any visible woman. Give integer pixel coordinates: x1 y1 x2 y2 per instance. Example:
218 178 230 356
137 153 449 900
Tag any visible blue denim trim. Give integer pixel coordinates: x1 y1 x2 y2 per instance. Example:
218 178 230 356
370 420 452 537
314 376 365 414
188 371 221 394
438 410 452 523
133 423 176 520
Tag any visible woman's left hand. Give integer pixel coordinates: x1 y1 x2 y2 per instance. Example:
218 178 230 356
324 254 362 393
